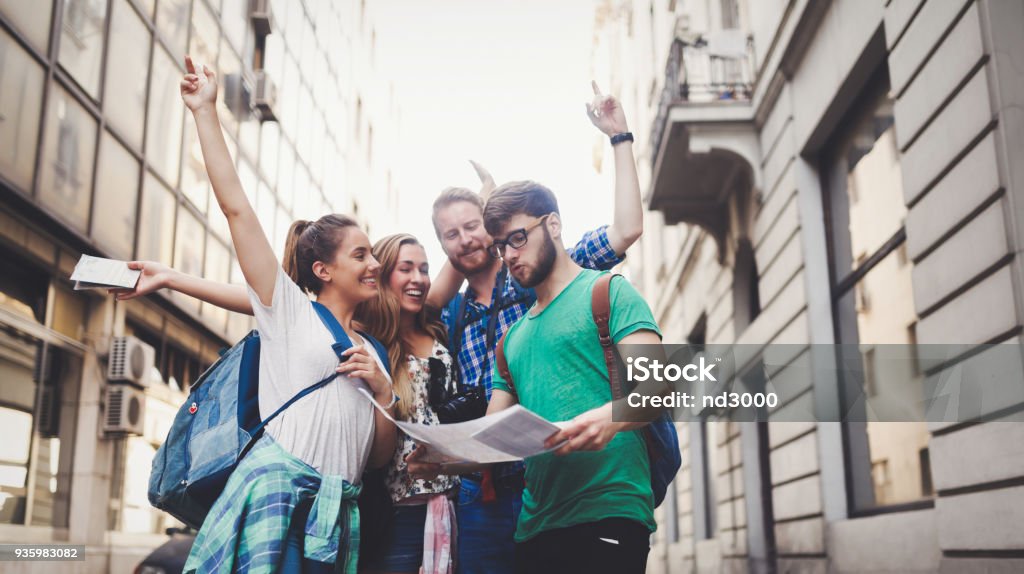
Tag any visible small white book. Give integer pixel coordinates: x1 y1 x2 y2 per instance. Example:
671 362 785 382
360 388 564 464
70 255 141 291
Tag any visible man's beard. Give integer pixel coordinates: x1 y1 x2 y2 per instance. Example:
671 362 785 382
448 244 492 277
515 226 557 288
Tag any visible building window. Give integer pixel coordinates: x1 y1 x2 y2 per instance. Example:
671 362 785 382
145 45 184 187
720 0 740 29
136 170 176 264
822 66 931 512
39 83 97 232
57 0 108 99
0 28 45 191
0 0 54 52
0 277 81 529
92 131 140 259
103 0 150 151
732 238 761 334
155 0 189 59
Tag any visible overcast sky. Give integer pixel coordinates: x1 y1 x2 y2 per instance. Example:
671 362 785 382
373 0 617 278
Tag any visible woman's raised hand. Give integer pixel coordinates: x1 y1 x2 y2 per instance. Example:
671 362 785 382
180 55 218 112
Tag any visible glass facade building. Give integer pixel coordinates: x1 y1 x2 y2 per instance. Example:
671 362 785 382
0 0 395 569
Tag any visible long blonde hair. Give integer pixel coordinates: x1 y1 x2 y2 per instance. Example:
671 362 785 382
356 234 447 420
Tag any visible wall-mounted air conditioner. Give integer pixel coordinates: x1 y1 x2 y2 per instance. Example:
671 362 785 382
107 336 155 388
253 71 278 123
250 0 274 37
104 385 146 436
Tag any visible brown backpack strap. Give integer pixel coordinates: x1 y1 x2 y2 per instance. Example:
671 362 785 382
495 332 515 395
592 273 623 400
593 273 657 455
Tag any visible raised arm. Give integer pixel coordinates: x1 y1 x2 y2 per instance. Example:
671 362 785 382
181 55 277 305
111 261 254 315
587 81 643 255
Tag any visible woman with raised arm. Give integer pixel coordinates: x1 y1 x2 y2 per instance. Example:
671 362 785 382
120 234 462 573
176 56 397 573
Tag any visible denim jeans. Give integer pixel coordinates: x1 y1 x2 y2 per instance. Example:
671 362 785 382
456 476 523 574
281 496 335 573
360 503 428 573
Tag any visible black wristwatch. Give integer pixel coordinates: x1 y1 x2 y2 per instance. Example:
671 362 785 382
610 132 634 146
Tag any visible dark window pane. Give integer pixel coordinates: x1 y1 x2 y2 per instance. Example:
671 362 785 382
57 0 108 99
145 46 183 187
136 171 175 264
0 0 53 54
0 29 45 191
155 0 189 59
93 131 140 258
103 0 150 150
39 84 97 231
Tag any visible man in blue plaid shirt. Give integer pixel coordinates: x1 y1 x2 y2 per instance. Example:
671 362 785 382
423 82 643 574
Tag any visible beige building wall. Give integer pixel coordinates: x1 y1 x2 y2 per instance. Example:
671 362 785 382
595 0 1024 572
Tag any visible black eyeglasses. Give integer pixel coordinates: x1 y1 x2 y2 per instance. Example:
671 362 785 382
487 214 551 259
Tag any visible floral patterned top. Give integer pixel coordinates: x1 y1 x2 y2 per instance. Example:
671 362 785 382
386 338 459 503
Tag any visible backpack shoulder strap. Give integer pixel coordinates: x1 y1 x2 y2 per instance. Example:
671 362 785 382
495 332 515 396
357 331 393 377
591 273 623 400
312 300 355 354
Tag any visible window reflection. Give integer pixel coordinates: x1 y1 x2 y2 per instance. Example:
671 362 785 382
0 327 79 527
103 0 149 150
58 0 107 99
173 205 205 314
155 0 189 58
93 131 140 258
39 84 97 231
827 78 931 511
180 113 210 214
145 46 183 187
136 171 176 265
0 29 45 191
0 0 54 52
202 236 230 330
260 121 280 187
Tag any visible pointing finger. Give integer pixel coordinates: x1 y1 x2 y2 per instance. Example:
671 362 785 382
184 55 196 75
591 80 601 96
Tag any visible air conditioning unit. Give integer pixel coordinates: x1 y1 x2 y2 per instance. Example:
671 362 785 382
223 73 253 120
104 385 146 436
253 71 278 123
250 0 274 37
107 336 155 388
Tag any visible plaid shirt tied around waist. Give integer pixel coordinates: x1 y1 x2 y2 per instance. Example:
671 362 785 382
184 434 362 573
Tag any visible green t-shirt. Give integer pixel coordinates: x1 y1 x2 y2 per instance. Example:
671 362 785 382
491 269 662 542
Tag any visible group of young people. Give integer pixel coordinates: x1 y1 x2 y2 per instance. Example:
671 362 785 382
125 56 664 573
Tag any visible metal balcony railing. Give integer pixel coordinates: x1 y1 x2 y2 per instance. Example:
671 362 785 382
650 33 756 161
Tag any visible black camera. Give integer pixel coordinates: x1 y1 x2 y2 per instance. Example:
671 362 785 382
428 357 488 424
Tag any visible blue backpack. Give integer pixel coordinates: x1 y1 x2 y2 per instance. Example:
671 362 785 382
494 273 681 507
148 301 391 529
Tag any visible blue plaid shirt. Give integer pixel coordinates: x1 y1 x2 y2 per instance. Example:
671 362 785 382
442 225 624 396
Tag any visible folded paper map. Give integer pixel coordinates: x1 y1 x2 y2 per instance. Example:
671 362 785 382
70 255 141 291
360 388 564 463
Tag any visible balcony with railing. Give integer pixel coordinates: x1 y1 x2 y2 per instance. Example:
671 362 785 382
647 32 762 261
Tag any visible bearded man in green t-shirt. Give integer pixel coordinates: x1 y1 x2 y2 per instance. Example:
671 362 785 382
408 179 667 574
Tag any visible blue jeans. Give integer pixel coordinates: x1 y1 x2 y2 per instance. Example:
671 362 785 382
281 496 335 573
361 503 428 573
456 476 523 574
